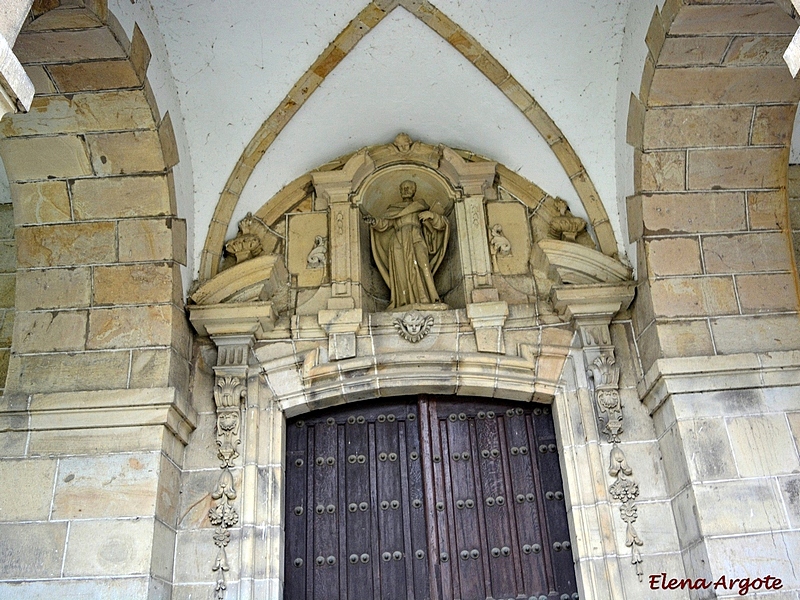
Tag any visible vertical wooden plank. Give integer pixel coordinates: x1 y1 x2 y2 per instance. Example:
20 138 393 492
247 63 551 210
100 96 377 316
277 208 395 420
284 419 308 599
418 397 442 600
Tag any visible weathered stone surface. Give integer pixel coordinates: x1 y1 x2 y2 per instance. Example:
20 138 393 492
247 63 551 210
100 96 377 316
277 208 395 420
657 319 715 358
641 192 745 234
28 425 166 457
118 218 185 263
651 276 738 317
13 310 87 353
10 180 71 224
658 36 729 66
676 418 738 481
48 60 141 93
751 104 795 145
52 453 159 519
639 150 685 192
5 350 130 393
87 305 173 350
287 212 327 288
0 578 150 599
646 237 701 276
0 274 16 309
63 518 154 576
748 190 789 230
72 175 170 219
0 91 154 137
93 263 174 306
0 135 91 181
711 314 800 354
16 221 116 268
0 459 57 521
25 7 103 31
0 522 67 578
14 28 125 63
0 241 14 275
644 106 751 149
703 232 793 274
129 348 174 389
23 65 56 94
670 4 797 35
86 130 165 176
736 273 797 313
650 66 800 106
728 414 800 476
689 147 787 190
15 267 90 310
693 479 787 536
724 35 794 66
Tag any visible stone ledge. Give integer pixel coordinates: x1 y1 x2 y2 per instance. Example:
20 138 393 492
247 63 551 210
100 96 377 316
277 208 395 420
0 387 197 445
640 351 800 414
0 32 35 116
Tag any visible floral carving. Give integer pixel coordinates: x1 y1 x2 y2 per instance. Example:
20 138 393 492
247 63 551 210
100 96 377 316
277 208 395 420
586 345 643 580
210 374 246 599
394 311 434 343
608 445 643 578
210 468 239 599
306 235 327 269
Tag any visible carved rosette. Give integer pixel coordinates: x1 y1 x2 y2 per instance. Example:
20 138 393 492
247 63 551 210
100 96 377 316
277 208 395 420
588 348 644 580
211 375 246 599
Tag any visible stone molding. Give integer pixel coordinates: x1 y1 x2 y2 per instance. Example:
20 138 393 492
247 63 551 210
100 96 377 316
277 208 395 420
641 350 800 415
0 386 196 442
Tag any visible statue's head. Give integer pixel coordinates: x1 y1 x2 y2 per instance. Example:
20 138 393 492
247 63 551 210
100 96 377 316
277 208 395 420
399 180 417 200
554 198 568 215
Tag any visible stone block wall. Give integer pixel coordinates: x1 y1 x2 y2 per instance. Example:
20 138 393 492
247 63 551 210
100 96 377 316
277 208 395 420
628 1 800 595
0 4 193 598
628 2 800 371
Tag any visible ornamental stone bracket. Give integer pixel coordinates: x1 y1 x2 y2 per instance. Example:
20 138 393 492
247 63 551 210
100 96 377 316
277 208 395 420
466 300 508 353
551 282 644 580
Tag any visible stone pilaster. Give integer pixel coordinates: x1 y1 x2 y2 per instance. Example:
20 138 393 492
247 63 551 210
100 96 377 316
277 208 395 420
551 282 643 580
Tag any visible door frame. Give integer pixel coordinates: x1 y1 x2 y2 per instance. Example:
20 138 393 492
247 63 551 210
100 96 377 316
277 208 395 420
231 346 630 600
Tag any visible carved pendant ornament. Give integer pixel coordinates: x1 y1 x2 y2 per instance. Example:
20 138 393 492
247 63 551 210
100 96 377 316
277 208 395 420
210 375 246 599
394 311 434 342
588 351 644 581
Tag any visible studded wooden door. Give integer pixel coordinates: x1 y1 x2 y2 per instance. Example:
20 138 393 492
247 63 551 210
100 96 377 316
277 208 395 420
284 397 579 600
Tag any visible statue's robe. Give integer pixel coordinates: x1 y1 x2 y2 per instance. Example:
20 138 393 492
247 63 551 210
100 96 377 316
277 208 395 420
370 199 449 310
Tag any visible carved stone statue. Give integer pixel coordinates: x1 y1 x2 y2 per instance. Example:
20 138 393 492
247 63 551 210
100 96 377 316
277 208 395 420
366 180 449 310
549 198 587 242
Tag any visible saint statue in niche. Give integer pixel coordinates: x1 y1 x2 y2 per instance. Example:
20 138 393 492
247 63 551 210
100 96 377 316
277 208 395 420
365 180 449 310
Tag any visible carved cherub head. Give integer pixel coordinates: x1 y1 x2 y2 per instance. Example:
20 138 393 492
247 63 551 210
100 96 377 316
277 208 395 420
554 198 569 215
394 133 413 152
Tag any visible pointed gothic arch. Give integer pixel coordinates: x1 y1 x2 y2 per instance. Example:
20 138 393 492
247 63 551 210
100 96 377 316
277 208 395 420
198 0 618 281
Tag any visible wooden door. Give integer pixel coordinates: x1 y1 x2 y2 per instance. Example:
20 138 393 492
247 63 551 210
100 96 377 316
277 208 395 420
284 397 579 600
